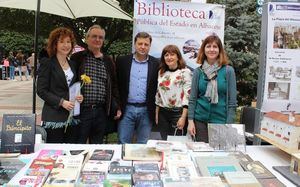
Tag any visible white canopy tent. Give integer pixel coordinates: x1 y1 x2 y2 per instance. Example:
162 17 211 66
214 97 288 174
0 0 132 20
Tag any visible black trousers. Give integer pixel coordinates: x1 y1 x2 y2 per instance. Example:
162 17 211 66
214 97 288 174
158 107 187 140
194 120 208 143
77 105 108 144
44 125 78 144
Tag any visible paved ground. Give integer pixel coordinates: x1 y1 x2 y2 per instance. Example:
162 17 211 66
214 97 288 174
0 77 43 126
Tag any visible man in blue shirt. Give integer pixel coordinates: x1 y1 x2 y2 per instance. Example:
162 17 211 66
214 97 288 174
116 32 159 144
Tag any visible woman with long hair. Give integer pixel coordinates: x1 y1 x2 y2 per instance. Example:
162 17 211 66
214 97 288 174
188 35 237 142
37 27 83 143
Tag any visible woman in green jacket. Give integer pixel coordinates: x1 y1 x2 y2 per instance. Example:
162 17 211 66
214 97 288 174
188 35 237 142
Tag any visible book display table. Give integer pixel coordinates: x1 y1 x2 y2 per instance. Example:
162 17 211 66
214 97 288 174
4 144 296 186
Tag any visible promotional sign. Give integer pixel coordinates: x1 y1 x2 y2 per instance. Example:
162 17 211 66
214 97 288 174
262 3 300 113
133 0 225 69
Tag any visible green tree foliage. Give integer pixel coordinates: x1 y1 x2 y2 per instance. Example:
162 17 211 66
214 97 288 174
0 30 44 55
209 0 261 105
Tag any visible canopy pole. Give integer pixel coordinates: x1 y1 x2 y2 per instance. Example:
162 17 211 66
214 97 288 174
33 0 41 114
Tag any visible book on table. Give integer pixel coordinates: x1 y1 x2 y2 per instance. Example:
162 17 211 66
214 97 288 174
208 123 246 151
240 160 275 179
167 160 198 181
123 144 161 161
195 156 243 181
89 149 114 161
223 171 262 187
0 158 26 185
0 114 35 154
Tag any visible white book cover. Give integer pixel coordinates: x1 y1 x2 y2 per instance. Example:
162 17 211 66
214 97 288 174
82 160 109 172
54 155 84 170
167 160 198 181
44 168 79 187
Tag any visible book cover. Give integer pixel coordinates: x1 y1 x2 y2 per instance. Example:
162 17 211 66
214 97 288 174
134 163 160 174
185 142 214 152
135 180 163 187
109 165 133 175
208 123 246 151
167 160 198 181
37 149 64 161
0 158 26 185
123 144 161 161
25 168 50 186
89 149 114 161
0 114 35 154
76 171 106 186
106 173 132 180
18 175 45 187
223 171 262 187
240 161 275 179
82 160 109 172
29 159 55 170
26 168 50 177
133 172 160 183
195 156 243 180
228 151 253 162
258 178 285 187
163 177 224 187
68 150 89 161
103 179 131 187
146 140 187 153
44 168 79 187
54 155 84 170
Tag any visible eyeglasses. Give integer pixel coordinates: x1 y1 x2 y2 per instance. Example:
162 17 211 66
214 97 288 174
90 35 104 40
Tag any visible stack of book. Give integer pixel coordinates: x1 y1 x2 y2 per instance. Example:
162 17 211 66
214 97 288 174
133 162 163 187
76 149 114 186
104 162 133 187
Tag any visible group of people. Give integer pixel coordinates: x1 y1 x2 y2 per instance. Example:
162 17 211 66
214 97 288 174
37 24 237 144
1 51 35 81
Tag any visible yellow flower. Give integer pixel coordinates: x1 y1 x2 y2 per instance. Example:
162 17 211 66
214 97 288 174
81 74 91 84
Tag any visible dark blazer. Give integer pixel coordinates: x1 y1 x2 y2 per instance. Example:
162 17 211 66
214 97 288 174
70 50 120 117
116 54 159 121
37 56 78 122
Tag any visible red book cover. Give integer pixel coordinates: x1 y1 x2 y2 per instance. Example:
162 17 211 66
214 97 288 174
29 159 55 170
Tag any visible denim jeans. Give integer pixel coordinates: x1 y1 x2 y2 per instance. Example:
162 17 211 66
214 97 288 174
118 105 152 144
9 66 15 80
18 65 29 80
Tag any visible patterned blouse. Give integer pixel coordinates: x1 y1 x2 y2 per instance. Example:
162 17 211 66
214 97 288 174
155 67 192 108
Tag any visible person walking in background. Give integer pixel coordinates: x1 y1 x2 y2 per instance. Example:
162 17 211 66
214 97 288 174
188 35 237 142
8 51 16 80
3 56 9 80
37 27 83 143
71 25 121 144
16 51 29 81
155 45 192 140
27 53 36 78
116 32 159 144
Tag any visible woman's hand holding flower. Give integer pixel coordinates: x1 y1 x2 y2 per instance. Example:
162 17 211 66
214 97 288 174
62 100 74 111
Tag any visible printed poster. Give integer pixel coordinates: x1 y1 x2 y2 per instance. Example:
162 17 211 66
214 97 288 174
262 3 300 113
133 0 225 69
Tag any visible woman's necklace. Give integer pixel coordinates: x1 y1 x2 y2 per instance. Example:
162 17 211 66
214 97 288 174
60 60 67 68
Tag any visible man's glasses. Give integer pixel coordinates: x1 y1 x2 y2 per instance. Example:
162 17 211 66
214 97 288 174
90 35 104 40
